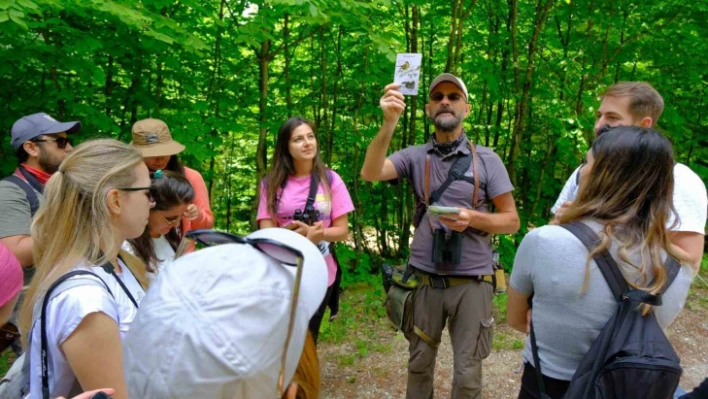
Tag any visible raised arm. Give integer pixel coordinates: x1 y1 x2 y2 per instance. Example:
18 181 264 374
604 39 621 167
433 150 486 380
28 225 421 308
360 84 405 182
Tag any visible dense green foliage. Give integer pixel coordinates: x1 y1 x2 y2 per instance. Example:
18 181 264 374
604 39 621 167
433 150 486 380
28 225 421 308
2 0 707 272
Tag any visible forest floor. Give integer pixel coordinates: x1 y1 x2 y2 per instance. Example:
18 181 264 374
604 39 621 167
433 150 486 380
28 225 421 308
318 272 708 398
1 270 706 399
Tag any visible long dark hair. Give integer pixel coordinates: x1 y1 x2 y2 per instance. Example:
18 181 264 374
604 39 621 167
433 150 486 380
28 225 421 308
164 155 185 175
560 126 686 313
262 117 330 219
128 170 195 271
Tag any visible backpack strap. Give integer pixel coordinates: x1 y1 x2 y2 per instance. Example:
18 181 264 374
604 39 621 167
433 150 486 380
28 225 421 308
278 170 330 217
529 320 552 399
2 175 40 217
559 221 629 300
305 172 321 213
560 221 681 305
470 141 482 209
424 140 483 209
36 270 113 399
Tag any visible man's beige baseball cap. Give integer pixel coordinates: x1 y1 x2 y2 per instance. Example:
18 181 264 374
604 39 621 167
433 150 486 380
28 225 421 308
428 73 469 100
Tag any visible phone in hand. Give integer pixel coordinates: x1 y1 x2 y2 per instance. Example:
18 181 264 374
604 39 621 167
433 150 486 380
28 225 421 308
90 392 113 399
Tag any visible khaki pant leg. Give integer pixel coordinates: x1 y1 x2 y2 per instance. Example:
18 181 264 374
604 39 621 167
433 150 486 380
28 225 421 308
446 280 494 399
404 284 447 399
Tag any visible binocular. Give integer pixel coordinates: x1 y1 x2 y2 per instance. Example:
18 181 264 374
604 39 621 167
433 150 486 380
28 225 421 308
432 229 463 265
293 206 320 226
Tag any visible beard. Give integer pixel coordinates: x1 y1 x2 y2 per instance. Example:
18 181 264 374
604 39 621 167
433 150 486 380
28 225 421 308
38 149 62 174
431 109 463 132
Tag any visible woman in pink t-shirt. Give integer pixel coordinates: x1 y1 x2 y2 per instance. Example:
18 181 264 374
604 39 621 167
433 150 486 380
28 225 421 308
257 117 354 343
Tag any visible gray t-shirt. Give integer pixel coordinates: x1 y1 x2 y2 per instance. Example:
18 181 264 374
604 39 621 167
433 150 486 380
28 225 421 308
388 136 514 275
510 220 693 381
0 178 43 283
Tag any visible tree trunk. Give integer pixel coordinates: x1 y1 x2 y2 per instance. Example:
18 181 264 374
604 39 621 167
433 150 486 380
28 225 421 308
283 13 292 117
253 40 271 228
319 29 330 164
445 0 460 73
507 0 554 186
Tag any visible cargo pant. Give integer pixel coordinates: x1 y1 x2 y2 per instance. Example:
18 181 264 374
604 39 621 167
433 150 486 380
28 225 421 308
404 278 494 399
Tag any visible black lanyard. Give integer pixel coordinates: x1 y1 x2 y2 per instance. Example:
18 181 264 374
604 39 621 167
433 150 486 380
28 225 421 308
100 256 140 309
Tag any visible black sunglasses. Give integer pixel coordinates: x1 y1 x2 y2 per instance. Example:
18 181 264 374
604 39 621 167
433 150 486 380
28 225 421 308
429 92 466 103
32 136 72 149
175 229 304 397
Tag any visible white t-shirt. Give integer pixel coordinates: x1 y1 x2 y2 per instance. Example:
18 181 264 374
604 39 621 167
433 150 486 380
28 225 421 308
152 235 176 274
122 236 175 281
552 163 708 234
28 259 145 399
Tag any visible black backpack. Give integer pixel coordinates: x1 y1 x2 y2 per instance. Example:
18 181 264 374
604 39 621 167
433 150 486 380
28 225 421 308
530 221 683 399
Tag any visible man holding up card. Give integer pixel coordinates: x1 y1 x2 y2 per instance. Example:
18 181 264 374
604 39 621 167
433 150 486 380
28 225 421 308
361 73 520 399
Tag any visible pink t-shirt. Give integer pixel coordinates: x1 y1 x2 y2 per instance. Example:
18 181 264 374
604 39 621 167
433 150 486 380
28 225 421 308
257 171 354 286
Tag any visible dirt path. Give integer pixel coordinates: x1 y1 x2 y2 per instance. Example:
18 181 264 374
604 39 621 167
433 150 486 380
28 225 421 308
319 283 708 398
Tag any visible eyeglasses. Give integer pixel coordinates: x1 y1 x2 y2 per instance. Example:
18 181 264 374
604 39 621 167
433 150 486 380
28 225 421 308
429 92 466 103
163 214 181 226
118 186 155 203
32 136 72 149
175 229 304 397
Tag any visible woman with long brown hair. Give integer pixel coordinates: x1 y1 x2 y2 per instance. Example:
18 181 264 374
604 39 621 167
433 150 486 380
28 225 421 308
257 117 354 343
506 126 694 399
123 170 195 279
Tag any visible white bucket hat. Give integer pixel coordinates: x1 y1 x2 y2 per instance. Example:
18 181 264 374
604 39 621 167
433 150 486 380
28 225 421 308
123 228 328 399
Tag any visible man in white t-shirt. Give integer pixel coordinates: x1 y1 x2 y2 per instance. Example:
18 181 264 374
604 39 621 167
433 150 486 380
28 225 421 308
551 82 707 272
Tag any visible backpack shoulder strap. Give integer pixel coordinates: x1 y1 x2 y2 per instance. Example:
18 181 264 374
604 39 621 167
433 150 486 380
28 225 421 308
661 257 682 294
560 222 673 306
559 222 629 301
35 270 113 399
305 172 322 211
427 148 472 205
470 140 481 209
3 175 40 217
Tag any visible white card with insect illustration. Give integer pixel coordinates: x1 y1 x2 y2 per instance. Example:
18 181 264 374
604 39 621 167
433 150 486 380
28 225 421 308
394 53 422 96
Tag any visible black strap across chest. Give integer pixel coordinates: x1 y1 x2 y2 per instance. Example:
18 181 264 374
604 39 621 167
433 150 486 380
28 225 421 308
277 170 331 214
424 140 485 209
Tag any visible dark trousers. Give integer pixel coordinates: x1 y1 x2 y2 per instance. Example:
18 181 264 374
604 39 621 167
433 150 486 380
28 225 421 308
308 284 334 344
518 363 570 399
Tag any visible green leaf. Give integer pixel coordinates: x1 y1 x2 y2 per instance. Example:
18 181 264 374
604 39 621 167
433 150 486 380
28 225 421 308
309 3 317 17
0 10 8 22
8 9 26 29
146 30 174 44
0 0 13 10
16 0 38 10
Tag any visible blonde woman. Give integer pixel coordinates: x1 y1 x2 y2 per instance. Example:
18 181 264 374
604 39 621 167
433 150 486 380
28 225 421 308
18 139 153 399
